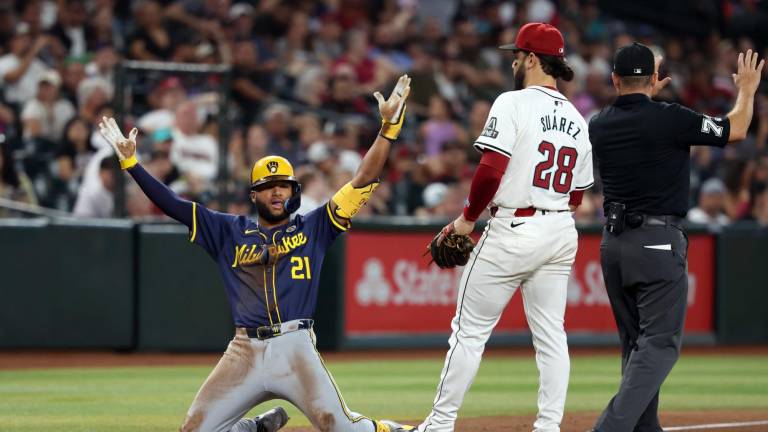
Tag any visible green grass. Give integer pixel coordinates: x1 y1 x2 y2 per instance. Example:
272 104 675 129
0 354 767 431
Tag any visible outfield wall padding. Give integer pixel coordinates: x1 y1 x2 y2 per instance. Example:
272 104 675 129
0 219 134 348
0 219 766 350
136 224 234 351
716 225 768 343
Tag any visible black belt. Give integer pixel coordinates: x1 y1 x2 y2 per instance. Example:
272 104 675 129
626 214 683 229
245 319 314 340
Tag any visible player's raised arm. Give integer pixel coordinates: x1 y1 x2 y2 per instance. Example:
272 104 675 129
98 117 194 227
328 74 410 222
351 74 410 187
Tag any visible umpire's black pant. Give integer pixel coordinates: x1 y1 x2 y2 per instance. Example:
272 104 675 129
593 221 688 432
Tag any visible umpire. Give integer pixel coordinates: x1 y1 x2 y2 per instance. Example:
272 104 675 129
589 43 764 431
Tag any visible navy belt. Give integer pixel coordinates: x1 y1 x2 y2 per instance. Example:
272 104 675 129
246 319 314 340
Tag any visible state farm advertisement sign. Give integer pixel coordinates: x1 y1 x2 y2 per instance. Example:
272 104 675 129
344 231 714 335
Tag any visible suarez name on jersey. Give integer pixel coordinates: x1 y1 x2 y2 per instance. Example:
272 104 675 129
474 85 594 211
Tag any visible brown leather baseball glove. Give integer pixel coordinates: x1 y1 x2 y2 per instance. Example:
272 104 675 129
426 231 475 269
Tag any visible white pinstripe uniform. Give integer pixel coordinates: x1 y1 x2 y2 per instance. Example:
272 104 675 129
418 86 594 432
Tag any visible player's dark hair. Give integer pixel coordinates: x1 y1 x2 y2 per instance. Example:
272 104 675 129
538 54 574 82
618 75 653 88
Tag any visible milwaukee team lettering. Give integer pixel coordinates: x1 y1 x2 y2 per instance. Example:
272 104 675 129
232 244 266 267
231 232 309 268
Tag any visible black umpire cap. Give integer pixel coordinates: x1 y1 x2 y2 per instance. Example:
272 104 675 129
613 42 655 76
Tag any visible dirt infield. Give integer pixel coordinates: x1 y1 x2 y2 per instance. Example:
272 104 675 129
282 411 768 432
283 411 768 432
2 346 768 370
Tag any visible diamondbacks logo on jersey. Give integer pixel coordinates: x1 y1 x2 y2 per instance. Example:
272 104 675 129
701 115 723 137
267 161 279 173
481 117 499 139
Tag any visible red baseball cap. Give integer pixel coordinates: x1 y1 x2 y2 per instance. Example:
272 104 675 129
499 23 565 57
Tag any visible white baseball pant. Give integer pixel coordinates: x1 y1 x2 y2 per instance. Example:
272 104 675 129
418 209 577 432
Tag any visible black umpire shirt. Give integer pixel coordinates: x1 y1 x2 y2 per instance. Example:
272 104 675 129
589 93 730 217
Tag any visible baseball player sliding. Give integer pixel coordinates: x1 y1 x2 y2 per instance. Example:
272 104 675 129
98 75 414 432
419 24 593 432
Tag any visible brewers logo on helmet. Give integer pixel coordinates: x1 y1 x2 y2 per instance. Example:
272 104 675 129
250 155 302 214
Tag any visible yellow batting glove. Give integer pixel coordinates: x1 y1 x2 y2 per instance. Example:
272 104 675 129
374 74 411 140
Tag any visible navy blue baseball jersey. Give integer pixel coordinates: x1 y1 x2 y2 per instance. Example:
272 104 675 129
190 201 347 328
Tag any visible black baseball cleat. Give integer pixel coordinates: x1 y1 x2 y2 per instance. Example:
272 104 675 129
254 406 289 432
377 420 417 432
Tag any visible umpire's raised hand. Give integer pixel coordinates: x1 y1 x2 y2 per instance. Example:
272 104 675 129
728 49 765 141
733 49 765 94
651 54 672 97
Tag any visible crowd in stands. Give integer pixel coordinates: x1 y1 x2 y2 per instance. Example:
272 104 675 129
0 0 767 228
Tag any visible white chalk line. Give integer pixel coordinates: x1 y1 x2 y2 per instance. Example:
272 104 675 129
664 420 768 431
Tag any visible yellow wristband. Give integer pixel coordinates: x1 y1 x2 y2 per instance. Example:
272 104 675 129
120 154 138 170
379 104 406 141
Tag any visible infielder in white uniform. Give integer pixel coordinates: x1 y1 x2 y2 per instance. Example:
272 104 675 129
417 23 593 432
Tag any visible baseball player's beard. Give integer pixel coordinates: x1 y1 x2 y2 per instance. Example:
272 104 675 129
254 199 289 224
513 65 526 90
